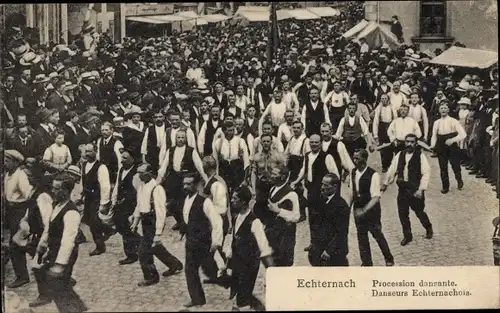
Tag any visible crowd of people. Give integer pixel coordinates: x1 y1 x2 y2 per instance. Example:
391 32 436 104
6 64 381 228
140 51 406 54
2 2 499 312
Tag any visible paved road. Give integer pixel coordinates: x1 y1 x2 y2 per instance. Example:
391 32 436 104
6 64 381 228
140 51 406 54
5 152 498 311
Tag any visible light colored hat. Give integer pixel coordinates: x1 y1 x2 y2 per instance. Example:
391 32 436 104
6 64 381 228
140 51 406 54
456 81 470 92
19 52 41 66
33 74 50 84
80 72 95 80
405 48 415 56
346 60 355 68
457 97 472 105
5 149 24 162
104 67 114 74
48 72 59 79
126 106 143 116
82 51 91 58
66 165 82 177
400 84 412 96
62 81 77 91
91 70 100 78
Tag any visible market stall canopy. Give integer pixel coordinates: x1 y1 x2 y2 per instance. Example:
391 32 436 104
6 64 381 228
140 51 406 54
306 6 341 17
175 11 208 25
283 8 321 20
233 8 291 23
126 16 171 24
429 47 498 69
203 14 231 23
152 14 188 23
342 19 400 50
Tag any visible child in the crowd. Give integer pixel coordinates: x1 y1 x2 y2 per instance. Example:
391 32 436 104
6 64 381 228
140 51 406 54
457 97 471 165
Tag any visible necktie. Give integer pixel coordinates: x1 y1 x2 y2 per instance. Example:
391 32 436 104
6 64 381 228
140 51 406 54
21 138 27 146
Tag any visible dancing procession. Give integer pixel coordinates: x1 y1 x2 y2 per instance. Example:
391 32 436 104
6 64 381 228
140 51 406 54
1 1 499 312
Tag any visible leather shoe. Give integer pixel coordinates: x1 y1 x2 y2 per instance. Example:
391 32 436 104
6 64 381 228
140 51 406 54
425 227 434 239
485 178 493 184
162 265 183 277
171 223 180 231
440 189 449 194
476 173 488 179
304 245 311 252
400 237 413 246
29 297 51 307
119 257 138 265
89 247 106 256
7 278 30 288
465 166 475 170
137 278 159 287
184 301 205 308
457 181 464 190
386 261 395 267
469 170 479 175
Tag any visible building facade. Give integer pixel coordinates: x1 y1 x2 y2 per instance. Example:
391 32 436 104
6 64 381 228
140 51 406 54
365 0 498 52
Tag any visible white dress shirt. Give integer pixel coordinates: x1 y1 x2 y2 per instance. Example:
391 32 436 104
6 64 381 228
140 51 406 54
387 117 422 142
323 91 349 108
297 151 339 183
301 101 332 128
231 210 272 258
140 125 166 155
159 127 197 161
409 104 429 138
385 151 431 191
251 136 285 157
156 145 204 183
235 95 250 112
350 167 381 199
4 169 34 203
197 120 221 155
260 101 287 131
282 91 299 112
83 161 111 205
286 135 310 156
430 116 467 148
133 179 167 236
335 116 370 138
205 176 228 215
372 104 397 138
277 123 294 144
51 201 81 265
182 194 223 247
269 183 301 223
322 140 355 172
389 92 408 111
213 136 250 169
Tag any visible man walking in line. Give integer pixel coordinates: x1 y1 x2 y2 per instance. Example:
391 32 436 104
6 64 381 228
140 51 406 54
349 149 394 266
382 134 434 246
130 163 183 286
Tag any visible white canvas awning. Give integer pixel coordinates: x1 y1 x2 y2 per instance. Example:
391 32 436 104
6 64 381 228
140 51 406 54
203 14 231 23
342 19 369 38
285 8 321 20
306 6 341 17
429 46 498 69
152 14 188 23
126 16 170 24
175 11 208 25
233 10 269 22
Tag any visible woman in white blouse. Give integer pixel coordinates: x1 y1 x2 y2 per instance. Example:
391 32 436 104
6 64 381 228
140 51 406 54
42 130 72 174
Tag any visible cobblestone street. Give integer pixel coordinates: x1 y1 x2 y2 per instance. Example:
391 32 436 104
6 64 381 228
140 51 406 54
5 153 498 311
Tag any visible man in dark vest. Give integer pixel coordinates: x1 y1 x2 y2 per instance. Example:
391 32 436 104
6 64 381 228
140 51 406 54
429 102 466 194
350 149 394 266
291 134 340 252
242 105 259 143
301 88 331 137
383 133 434 246
197 104 222 157
372 93 397 172
130 163 183 287
335 102 370 158
322 81 350 132
79 143 112 256
285 120 309 222
111 149 141 265
29 172 87 312
227 186 274 311
266 165 300 266
157 130 208 231
320 122 355 186
308 173 350 266
141 111 167 172
97 121 123 184
180 173 223 308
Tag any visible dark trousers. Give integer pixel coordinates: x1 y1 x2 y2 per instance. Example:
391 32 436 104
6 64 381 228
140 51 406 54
231 259 263 309
354 211 393 266
114 203 140 260
437 143 463 190
185 239 218 305
307 187 321 245
397 189 432 239
308 247 348 266
83 198 109 249
139 213 182 281
164 172 185 226
265 225 296 267
378 122 394 170
343 137 367 158
33 250 87 313
6 202 29 280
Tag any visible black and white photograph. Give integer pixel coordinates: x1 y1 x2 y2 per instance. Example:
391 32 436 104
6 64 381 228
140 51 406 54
1 1 498 312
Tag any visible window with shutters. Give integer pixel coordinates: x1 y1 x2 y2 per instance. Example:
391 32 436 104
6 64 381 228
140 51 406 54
420 0 447 37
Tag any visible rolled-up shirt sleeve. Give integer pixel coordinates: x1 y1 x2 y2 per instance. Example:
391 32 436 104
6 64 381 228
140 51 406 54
37 193 53 231
97 165 111 205
325 154 340 177
419 153 431 191
251 219 273 257
338 141 355 172
370 172 381 198
55 211 81 265
276 191 300 223
203 198 223 247
211 182 228 215
153 186 167 236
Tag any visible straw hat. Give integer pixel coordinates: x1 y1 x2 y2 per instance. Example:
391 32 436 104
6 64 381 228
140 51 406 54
33 74 50 84
457 97 472 106
19 52 41 66
4 149 25 163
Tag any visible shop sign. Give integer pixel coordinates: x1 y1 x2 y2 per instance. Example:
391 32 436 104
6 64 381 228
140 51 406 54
125 3 174 16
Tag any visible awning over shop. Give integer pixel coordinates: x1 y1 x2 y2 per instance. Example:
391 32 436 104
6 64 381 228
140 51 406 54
342 19 401 50
429 46 498 69
152 14 188 23
175 11 208 25
203 14 231 23
342 19 369 38
126 16 170 24
284 8 321 20
233 10 269 22
306 6 341 17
